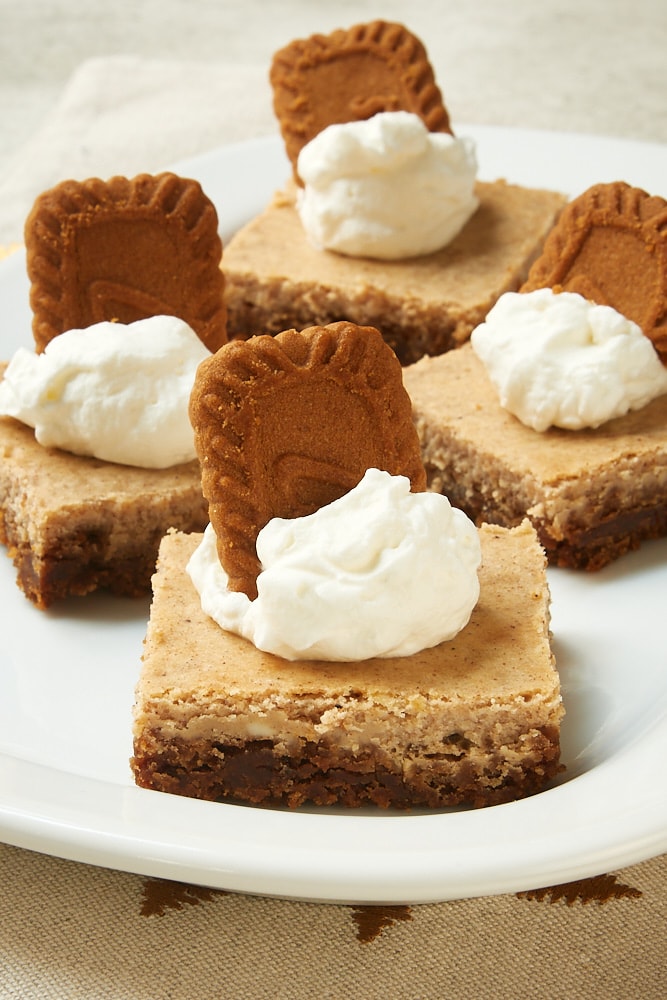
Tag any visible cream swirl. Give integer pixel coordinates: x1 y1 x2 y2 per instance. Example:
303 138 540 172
471 289 667 431
187 468 482 662
0 315 209 467
296 110 479 260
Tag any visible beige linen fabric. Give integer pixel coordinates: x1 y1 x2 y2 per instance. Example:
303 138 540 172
0 56 274 245
1 842 666 1000
0 2 666 997
1 0 667 243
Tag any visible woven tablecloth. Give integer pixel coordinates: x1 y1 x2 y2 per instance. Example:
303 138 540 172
1 2 666 997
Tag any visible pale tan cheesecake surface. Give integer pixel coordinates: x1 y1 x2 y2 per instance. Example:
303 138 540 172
223 180 567 364
403 344 667 569
131 521 563 810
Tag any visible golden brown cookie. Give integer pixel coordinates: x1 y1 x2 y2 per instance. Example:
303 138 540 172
521 181 667 363
270 20 452 181
189 320 427 599
25 172 227 353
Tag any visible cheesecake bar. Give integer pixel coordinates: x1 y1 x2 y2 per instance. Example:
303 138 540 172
0 170 224 609
131 521 563 810
404 344 667 570
0 407 207 608
222 179 566 365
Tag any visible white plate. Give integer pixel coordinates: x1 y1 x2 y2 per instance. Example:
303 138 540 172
0 127 666 904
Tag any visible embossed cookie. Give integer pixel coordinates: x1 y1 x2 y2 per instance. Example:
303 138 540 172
25 172 227 353
521 181 667 363
270 20 452 181
189 320 427 599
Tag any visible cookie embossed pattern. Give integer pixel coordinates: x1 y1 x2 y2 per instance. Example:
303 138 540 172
521 181 667 362
189 322 426 598
224 19 567 363
270 20 452 183
25 172 227 353
0 171 224 608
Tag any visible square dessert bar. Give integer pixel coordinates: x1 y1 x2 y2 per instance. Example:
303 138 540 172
131 521 563 810
403 344 667 570
0 407 207 608
222 180 566 365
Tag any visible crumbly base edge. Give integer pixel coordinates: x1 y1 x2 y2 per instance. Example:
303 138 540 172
225 273 485 366
0 486 208 609
131 721 563 811
223 181 566 365
418 421 667 571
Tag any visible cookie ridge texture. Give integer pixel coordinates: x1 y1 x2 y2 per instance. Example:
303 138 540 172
189 320 427 599
270 19 452 181
521 180 667 362
25 172 227 353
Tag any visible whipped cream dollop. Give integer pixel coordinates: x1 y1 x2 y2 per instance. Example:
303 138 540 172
471 289 667 431
187 468 482 662
296 110 479 260
0 315 209 467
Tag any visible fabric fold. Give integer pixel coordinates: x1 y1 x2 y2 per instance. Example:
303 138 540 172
0 55 275 243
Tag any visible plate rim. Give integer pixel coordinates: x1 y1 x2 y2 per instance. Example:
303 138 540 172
0 126 666 903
